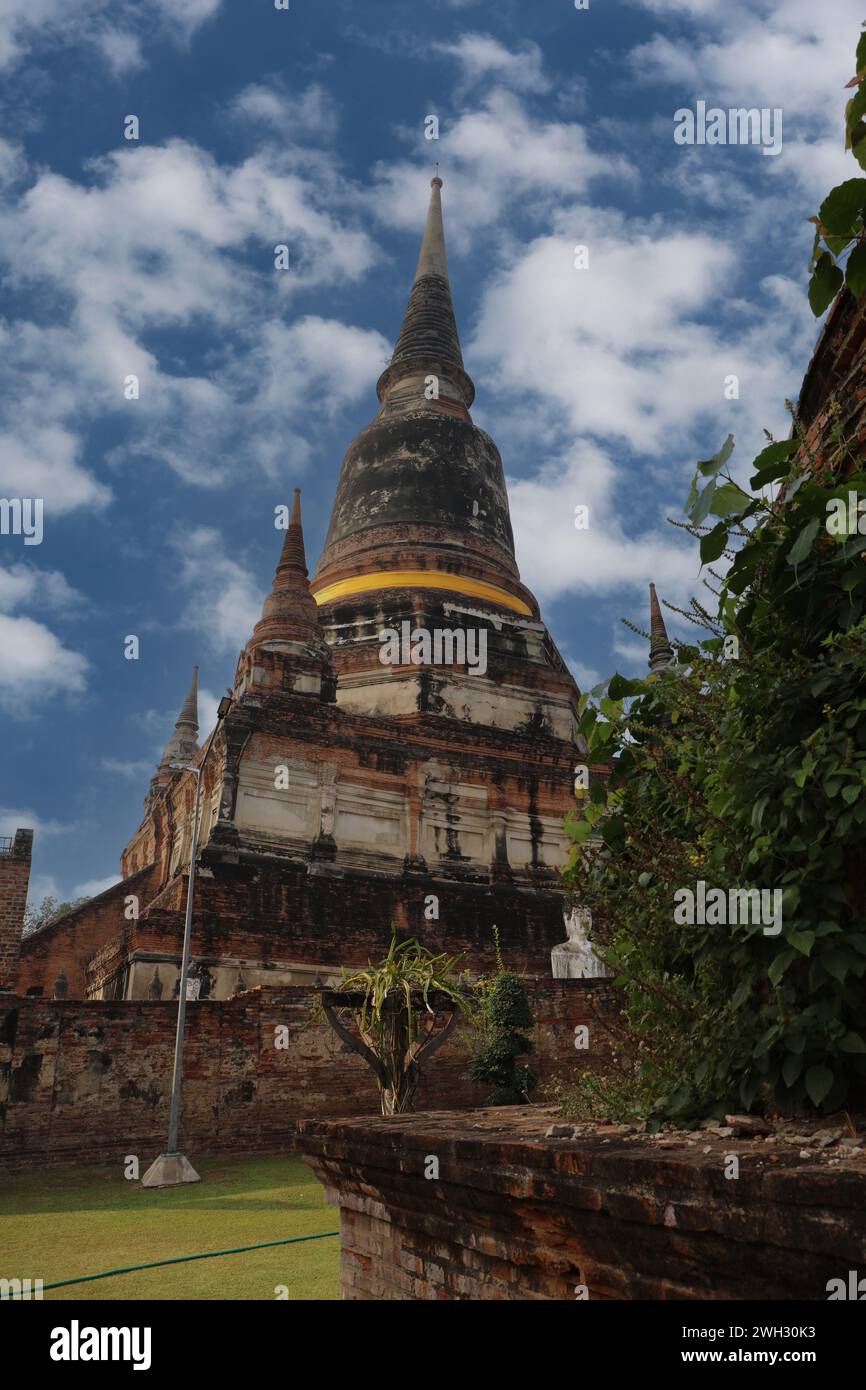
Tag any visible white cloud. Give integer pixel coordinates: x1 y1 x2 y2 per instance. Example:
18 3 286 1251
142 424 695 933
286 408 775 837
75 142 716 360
198 686 221 744
442 115 815 612
232 81 339 139
612 628 653 671
26 873 62 912
433 33 551 94
152 0 221 42
174 528 264 655
626 0 866 229
768 136 856 207
0 0 221 74
633 0 724 12
630 0 862 145
0 566 89 714
238 316 391 451
661 148 757 211
72 874 121 899
0 613 89 713
470 210 811 469
0 807 68 839
371 89 635 250
0 137 25 187
564 654 602 690
507 442 699 607
124 314 389 488
0 564 84 616
100 757 153 780
95 27 143 75
0 416 112 518
0 140 383 508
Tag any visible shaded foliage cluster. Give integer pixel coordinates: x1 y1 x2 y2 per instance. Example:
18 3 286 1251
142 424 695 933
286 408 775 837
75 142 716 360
564 420 866 1119
467 937 537 1105
22 895 89 937
561 25 866 1123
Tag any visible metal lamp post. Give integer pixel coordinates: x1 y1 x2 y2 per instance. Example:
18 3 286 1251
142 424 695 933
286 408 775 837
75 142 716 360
141 694 233 1189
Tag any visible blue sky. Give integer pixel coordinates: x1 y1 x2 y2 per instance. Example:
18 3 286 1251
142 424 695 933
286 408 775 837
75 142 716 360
0 0 859 906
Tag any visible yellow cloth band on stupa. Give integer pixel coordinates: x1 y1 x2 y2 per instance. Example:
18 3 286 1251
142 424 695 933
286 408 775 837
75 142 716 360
312 569 533 617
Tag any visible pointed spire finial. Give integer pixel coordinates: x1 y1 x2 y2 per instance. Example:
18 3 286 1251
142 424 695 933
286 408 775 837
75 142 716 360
648 583 675 673
413 173 449 282
274 486 309 582
376 174 474 409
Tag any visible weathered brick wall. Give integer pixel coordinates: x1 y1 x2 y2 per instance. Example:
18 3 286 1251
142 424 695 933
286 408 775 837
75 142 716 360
0 830 33 992
0 980 613 1168
20 845 586 1003
297 1107 866 1301
16 863 162 999
118 860 576 985
797 287 866 480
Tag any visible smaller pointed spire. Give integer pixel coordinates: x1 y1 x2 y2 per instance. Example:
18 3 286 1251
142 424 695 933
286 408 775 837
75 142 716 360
235 489 331 701
156 661 200 772
148 667 202 811
274 488 309 582
176 665 199 734
249 489 319 647
648 584 675 673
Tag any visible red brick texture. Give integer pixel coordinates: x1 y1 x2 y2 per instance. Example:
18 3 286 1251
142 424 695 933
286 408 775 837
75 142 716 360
0 980 614 1169
797 287 866 481
104 859 582 986
297 1107 866 1301
0 830 32 992
15 863 162 999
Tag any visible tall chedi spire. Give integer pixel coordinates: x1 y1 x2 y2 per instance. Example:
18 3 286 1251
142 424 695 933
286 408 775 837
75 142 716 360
146 666 200 805
312 176 537 624
235 489 330 701
648 583 676 673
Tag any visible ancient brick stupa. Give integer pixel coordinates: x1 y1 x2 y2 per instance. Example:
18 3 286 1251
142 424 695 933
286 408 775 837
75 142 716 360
16 179 594 1002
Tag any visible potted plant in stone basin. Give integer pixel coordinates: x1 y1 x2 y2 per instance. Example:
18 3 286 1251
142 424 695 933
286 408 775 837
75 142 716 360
318 930 476 1116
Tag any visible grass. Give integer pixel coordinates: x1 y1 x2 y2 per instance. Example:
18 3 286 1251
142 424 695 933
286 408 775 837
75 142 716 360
0 1154 339 1301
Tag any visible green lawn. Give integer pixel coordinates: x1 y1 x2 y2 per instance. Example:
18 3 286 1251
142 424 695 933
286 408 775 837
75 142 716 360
0 1154 339 1300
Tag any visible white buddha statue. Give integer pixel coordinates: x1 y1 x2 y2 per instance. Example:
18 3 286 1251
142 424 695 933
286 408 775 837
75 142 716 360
551 906 610 979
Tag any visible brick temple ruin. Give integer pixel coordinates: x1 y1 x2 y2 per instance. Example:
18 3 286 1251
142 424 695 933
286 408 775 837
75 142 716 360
0 179 621 1167
3 184 864 1305
4 178 615 1008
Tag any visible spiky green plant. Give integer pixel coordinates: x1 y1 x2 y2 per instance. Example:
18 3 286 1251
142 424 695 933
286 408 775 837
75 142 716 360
319 930 477 1115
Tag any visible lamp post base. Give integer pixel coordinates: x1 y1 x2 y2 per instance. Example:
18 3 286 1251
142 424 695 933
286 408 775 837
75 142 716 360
141 1152 201 1188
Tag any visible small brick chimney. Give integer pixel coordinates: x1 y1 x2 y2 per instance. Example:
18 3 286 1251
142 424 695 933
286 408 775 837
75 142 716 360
0 829 34 992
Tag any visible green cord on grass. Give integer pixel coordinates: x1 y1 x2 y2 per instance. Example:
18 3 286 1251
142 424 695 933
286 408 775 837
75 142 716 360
41 1231 340 1291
